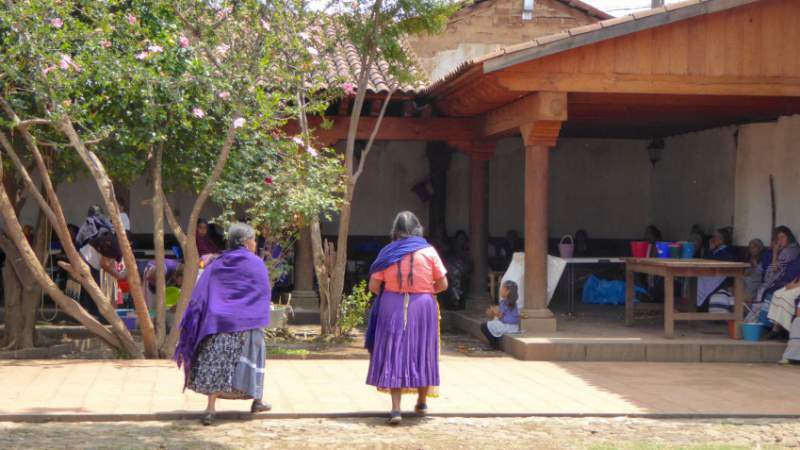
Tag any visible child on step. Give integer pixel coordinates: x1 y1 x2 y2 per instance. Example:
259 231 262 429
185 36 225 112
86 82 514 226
480 280 520 349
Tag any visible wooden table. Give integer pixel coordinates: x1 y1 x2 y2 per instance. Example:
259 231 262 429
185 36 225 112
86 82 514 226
624 258 749 339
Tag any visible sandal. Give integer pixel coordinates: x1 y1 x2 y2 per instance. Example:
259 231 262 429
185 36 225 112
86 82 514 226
414 403 428 415
202 412 215 426
251 400 272 413
387 410 402 425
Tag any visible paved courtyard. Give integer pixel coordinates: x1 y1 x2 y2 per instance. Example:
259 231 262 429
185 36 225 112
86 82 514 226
2 356 800 419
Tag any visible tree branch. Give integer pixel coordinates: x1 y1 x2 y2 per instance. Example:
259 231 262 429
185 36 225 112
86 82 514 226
0 133 59 226
353 88 393 183
162 192 187 248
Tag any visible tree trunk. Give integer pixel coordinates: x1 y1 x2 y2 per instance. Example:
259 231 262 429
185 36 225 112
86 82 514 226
0 111 141 356
152 145 167 351
58 119 158 358
161 121 241 357
0 186 128 353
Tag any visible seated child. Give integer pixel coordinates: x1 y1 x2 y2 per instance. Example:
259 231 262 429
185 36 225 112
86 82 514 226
480 280 520 349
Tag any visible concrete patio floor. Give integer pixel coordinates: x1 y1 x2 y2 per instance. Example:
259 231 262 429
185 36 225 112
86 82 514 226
2 356 800 421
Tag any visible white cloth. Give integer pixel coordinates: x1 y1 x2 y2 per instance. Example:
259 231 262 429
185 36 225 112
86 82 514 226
708 289 734 314
486 319 519 338
80 244 101 271
120 212 130 231
767 286 800 331
500 252 567 309
784 317 800 362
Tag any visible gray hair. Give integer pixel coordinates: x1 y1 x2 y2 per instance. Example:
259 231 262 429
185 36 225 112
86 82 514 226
390 211 423 241
226 223 256 250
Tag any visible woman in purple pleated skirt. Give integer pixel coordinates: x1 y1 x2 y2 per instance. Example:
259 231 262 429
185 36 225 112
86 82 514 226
365 211 448 424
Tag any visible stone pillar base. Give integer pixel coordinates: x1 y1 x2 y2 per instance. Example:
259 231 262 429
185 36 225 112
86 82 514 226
290 290 319 313
520 310 557 333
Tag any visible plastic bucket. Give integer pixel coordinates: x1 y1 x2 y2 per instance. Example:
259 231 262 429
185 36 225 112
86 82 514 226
558 235 574 258
668 244 681 258
655 242 671 258
681 241 696 259
165 287 180 308
630 241 650 258
115 308 134 317
742 323 764 342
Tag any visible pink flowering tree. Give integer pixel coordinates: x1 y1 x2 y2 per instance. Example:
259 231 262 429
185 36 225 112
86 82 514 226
0 0 344 357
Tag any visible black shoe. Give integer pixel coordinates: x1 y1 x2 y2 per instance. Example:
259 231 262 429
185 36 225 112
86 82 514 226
251 400 272 413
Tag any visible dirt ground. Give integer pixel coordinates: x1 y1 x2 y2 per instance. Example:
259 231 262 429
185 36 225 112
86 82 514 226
1 417 798 450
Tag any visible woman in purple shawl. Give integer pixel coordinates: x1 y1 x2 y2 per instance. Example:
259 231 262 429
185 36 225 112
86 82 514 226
366 211 448 425
175 223 272 425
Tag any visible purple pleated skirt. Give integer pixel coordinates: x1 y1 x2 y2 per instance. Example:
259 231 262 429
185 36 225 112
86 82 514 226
366 291 440 390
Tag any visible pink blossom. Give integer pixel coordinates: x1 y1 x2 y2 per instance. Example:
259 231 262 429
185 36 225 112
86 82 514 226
342 82 356 96
298 32 310 41
179 35 190 48
306 46 319 57
260 19 270 31
292 136 305 146
127 14 137 25
135 51 149 60
192 108 205 119
217 7 231 20
215 44 230 57
218 91 231 100
147 45 163 53
264 176 273 185
42 66 56 77
99 40 112 49
58 54 81 72
50 18 63 28
232 117 246 129
306 147 318 157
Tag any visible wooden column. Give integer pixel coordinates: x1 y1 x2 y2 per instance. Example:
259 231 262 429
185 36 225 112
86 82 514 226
292 226 318 312
467 153 490 307
519 121 563 333
450 141 495 309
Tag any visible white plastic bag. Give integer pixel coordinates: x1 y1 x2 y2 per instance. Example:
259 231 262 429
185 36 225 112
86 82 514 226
500 252 567 309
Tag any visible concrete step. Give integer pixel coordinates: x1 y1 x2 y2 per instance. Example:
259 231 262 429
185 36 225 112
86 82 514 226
442 310 787 363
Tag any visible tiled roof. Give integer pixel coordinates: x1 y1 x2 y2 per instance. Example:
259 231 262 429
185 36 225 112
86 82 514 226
322 20 428 95
424 0 759 96
457 0 613 20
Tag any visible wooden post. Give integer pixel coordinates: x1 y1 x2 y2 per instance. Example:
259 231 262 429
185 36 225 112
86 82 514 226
664 271 675 338
292 226 319 312
519 120 563 333
467 153 490 308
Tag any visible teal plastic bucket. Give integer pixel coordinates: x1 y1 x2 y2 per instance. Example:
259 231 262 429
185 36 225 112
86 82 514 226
742 323 764 342
681 242 696 259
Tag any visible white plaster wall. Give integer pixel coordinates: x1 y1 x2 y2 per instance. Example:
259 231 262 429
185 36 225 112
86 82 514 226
649 127 737 241
735 115 800 244
18 175 220 234
486 137 652 240
321 141 431 236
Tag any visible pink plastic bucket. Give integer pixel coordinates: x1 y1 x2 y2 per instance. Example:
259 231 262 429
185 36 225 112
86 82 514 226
630 241 650 258
559 235 574 258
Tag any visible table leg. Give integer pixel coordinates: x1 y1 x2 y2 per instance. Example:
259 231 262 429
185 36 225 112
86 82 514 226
665 274 675 339
625 267 634 326
733 275 745 340
569 264 575 317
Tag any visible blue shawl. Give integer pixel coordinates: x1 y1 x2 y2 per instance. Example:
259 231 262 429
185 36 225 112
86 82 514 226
364 236 430 353
174 248 271 386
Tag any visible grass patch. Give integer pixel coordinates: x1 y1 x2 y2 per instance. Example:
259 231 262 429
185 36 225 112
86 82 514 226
267 347 310 358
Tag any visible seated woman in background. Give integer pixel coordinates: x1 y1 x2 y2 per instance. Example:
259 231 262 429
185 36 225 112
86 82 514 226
756 226 800 303
766 276 800 341
744 239 766 300
480 280 520 349
697 228 738 312
196 219 221 258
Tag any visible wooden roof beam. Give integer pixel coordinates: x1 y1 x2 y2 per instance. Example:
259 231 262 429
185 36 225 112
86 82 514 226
285 116 482 143
483 91 567 137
